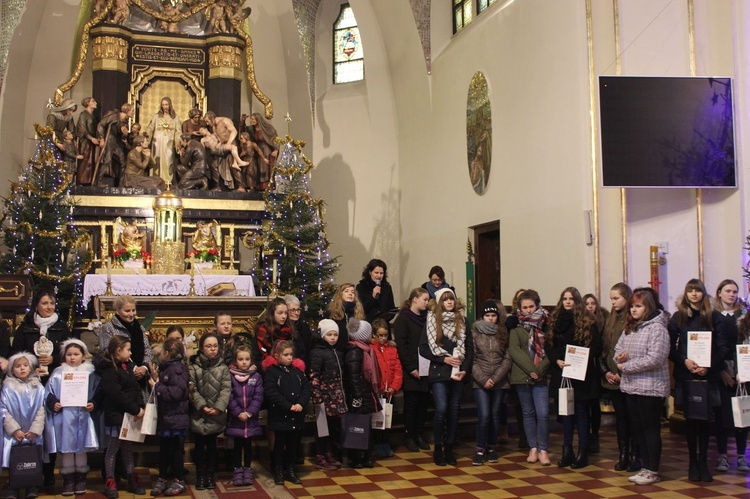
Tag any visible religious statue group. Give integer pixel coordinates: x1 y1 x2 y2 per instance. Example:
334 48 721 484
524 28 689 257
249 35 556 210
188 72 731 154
93 0 252 36
47 97 279 192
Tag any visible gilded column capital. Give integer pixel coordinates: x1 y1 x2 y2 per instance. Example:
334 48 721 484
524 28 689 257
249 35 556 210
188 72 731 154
92 35 129 73
208 45 243 80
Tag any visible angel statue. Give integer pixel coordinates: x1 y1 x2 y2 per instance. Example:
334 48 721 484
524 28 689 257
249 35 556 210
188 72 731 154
191 220 220 252
115 217 146 252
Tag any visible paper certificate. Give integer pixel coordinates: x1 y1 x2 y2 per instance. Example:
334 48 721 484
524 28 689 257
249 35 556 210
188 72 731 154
737 345 750 383
688 331 712 368
562 345 590 381
418 353 430 377
60 371 90 407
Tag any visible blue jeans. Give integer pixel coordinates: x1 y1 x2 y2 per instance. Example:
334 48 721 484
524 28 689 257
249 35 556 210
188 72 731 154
515 383 549 451
474 388 506 450
432 380 463 447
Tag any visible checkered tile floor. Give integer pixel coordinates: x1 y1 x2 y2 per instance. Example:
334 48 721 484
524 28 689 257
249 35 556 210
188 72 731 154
10 425 750 498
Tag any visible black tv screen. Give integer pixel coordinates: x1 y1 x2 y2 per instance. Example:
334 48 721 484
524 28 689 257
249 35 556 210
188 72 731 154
599 76 736 188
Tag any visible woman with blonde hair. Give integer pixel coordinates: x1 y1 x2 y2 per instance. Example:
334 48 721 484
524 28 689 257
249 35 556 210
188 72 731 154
325 283 365 351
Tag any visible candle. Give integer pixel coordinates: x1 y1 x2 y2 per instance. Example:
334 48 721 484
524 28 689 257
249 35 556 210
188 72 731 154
272 258 278 284
190 256 195 277
106 257 111 282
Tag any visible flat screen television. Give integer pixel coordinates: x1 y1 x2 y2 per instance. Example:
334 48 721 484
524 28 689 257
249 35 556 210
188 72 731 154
599 76 736 188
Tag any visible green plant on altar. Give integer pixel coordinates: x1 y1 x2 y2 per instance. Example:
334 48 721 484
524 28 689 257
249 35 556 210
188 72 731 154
0 124 93 321
253 134 339 317
187 248 219 262
113 248 151 264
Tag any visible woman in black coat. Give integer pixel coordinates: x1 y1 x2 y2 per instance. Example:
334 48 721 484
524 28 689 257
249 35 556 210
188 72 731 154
324 283 366 351
393 287 431 452
356 259 395 323
545 287 601 470
11 288 72 383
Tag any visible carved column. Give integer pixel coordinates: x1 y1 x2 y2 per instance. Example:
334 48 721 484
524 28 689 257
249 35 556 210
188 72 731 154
91 26 131 115
206 35 245 124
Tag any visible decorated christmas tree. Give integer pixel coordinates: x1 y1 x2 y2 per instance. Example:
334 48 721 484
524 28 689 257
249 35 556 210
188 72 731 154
0 124 93 320
255 135 338 316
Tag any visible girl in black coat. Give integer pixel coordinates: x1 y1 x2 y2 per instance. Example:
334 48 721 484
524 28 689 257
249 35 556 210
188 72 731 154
356 259 396 323
668 279 730 483
11 289 72 383
343 319 381 468
393 287 431 452
262 340 311 486
546 287 601 470
148 338 190 496
97 335 147 498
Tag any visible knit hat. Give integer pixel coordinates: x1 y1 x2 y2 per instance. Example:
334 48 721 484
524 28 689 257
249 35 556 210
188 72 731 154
434 288 455 304
318 319 339 338
481 299 499 316
347 318 372 342
7 351 38 372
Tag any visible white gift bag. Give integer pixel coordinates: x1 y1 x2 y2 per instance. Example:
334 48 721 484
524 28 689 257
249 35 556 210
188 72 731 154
119 412 145 443
558 377 575 416
732 383 750 428
384 397 394 429
141 390 158 435
371 397 387 430
315 403 329 437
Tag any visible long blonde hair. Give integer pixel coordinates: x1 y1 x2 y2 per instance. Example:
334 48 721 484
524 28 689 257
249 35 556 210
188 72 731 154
327 283 365 321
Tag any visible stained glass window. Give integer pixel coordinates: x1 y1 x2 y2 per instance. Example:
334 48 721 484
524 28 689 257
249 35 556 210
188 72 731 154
478 0 498 14
333 4 364 84
453 0 473 33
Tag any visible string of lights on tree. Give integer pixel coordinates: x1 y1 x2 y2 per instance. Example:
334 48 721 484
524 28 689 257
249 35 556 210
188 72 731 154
251 134 339 317
0 124 93 322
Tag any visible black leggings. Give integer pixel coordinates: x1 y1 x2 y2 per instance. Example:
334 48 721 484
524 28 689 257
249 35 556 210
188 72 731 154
627 394 663 471
686 418 710 462
105 439 134 479
403 390 430 439
159 436 185 480
193 433 218 474
273 430 301 471
232 437 253 468
610 389 636 453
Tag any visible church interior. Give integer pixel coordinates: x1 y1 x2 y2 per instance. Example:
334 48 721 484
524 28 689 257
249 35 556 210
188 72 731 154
0 0 749 497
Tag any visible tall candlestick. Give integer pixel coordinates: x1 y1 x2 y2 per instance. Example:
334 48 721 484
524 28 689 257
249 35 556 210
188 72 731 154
272 258 278 284
106 257 111 282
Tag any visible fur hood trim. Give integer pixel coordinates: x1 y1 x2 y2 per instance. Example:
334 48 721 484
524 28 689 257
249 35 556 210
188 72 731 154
262 356 306 372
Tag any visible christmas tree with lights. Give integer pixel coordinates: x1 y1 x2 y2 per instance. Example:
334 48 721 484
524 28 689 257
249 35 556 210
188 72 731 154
255 135 338 316
0 124 93 321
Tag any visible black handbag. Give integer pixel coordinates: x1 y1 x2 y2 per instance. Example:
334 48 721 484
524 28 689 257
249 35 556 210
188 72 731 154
428 361 453 383
8 442 43 490
683 380 710 421
341 412 371 450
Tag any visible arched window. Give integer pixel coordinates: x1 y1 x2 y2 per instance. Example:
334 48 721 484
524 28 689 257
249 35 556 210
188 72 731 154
333 4 364 84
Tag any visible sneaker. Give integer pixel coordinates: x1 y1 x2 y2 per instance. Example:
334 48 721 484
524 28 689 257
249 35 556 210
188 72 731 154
243 467 254 486
486 449 499 463
739 456 750 472
26 488 39 499
628 469 646 483
472 452 486 466
715 456 729 472
150 478 168 497
313 455 337 471
162 480 186 497
633 469 660 485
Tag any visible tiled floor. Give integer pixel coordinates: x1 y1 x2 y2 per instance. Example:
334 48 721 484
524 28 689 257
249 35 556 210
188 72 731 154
10 426 750 498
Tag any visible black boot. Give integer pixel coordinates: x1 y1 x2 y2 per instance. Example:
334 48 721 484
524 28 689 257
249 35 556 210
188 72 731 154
433 445 446 466
557 445 575 468
571 446 589 469
444 445 457 466
626 453 641 472
205 473 216 490
274 468 284 485
698 455 712 482
688 457 700 481
284 467 302 485
589 434 600 454
405 437 419 452
195 472 206 491
614 440 629 471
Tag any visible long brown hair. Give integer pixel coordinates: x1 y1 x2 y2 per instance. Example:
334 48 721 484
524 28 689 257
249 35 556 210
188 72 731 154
675 278 712 329
738 313 750 343
257 298 293 335
549 287 595 346
327 283 365 321
714 279 741 313
430 290 465 345
624 290 657 333
402 287 429 309
603 282 632 351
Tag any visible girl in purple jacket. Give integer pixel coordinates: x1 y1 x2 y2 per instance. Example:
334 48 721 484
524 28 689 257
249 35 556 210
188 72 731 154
149 338 190 497
227 345 264 486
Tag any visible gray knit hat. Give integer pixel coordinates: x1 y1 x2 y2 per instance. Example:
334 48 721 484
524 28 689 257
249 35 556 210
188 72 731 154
318 319 339 338
347 318 372 342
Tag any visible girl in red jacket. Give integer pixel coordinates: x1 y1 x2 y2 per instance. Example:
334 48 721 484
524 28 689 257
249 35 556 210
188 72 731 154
371 318 403 458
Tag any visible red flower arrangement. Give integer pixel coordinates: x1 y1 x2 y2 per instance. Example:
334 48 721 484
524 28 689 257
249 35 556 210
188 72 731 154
186 247 219 262
113 248 151 264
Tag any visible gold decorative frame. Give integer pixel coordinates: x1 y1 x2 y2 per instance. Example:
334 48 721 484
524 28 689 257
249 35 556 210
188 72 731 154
129 65 207 118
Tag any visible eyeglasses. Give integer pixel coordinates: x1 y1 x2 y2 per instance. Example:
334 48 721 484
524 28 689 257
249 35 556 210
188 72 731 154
288 308 301 313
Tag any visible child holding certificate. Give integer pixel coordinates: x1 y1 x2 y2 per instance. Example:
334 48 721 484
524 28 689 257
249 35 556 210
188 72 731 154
1 352 46 499
45 339 99 496
668 279 730 483
546 287 601 470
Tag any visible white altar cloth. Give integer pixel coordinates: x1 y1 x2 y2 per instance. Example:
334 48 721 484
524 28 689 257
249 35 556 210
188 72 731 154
83 274 256 307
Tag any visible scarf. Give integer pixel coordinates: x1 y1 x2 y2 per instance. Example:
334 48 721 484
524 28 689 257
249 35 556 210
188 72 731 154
34 313 59 337
425 281 450 298
343 301 356 316
117 314 146 365
474 320 497 336
426 311 465 359
402 306 426 329
518 308 549 366
229 363 252 383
